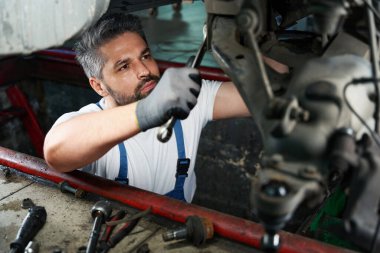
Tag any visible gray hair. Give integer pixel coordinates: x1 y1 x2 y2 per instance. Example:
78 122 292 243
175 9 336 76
74 13 146 80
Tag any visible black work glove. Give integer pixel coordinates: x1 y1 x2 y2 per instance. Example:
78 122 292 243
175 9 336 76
136 67 201 131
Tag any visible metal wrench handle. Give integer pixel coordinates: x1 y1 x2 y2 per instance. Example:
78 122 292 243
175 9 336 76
9 206 47 253
157 36 207 143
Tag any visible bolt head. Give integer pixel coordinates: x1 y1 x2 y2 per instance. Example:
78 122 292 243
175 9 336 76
91 200 112 219
237 12 252 28
261 181 289 197
58 181 68 193
261 232 281 251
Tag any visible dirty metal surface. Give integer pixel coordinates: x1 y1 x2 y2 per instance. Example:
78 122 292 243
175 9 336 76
0 166 260 252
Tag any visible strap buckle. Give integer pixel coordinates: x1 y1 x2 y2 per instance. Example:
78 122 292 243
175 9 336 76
115 177 129 185
176 158 190 177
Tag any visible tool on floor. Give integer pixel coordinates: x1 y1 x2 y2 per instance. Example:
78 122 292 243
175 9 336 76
105 206 151 226
59 181 86 198
24 241 39 253
9 204 47 253
21 198 36 209
127 226 161 253
98 207 151 253
86 200 112 253
157 35 208 143
162 215 214 246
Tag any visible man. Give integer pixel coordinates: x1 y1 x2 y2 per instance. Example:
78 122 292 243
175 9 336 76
44 13 249 202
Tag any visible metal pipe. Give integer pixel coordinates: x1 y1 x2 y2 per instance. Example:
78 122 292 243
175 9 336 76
366 2 380 132
0 146 357 253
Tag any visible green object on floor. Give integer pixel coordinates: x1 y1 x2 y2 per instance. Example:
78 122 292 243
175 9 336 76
308 187 361 251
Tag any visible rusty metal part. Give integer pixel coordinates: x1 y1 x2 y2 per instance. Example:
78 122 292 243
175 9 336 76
162 215 214 246
59 181 86 198
0 146 357 253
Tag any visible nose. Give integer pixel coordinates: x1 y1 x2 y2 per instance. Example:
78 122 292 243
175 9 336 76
135 60 150 79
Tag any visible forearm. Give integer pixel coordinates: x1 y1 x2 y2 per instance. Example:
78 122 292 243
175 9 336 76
44 103 140 172
213 82 250 120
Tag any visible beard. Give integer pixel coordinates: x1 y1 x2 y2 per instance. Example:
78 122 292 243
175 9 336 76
105 74 160 106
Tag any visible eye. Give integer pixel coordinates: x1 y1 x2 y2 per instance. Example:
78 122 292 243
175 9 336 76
142 53 151 60
119 64 129 71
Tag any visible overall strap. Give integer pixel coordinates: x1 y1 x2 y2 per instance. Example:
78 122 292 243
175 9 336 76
115 143 129 185
96 101 129 185
165 120 190 201
173 120 190 176
95 102 103 110
174 119 185 159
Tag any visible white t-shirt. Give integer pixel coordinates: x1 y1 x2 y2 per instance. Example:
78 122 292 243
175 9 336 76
53 80 221 202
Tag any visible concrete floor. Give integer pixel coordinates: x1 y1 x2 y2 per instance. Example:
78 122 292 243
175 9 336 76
0 165 261 252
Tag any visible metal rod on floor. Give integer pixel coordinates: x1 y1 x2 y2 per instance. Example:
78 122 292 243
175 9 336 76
0 146 356 253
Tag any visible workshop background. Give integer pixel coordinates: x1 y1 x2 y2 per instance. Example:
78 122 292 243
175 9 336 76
0 2 263 219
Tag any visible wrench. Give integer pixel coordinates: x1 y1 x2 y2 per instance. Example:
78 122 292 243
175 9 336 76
157 35 208 143
9 200 47 253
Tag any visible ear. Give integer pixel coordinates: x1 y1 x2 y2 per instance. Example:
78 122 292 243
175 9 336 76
89 77 109 97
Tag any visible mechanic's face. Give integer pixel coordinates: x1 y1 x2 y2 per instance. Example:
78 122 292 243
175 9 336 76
99 32 160 106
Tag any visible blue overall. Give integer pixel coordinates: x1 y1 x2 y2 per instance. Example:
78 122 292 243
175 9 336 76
96 102 190 201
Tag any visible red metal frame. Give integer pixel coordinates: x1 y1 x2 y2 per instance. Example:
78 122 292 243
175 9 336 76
0 146 357 253
0 55 45 157
5 86 44 157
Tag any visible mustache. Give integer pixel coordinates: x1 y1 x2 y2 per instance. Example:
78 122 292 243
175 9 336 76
136 75 160 91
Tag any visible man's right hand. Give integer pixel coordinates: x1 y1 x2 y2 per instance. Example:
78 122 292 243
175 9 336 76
136 67 201 131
